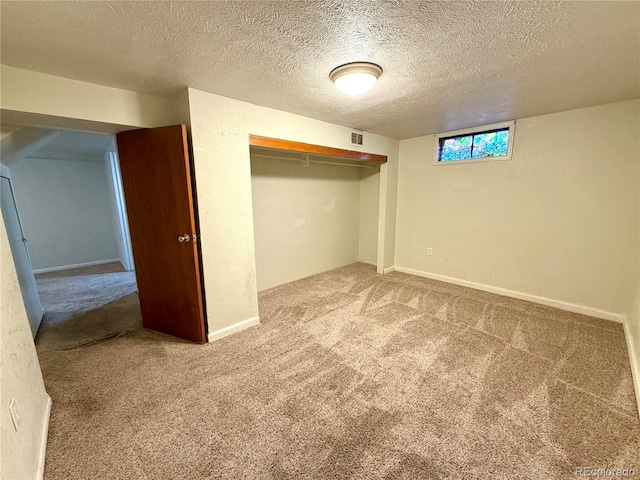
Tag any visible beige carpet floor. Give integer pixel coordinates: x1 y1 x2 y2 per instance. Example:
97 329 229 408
35 263 639 479
35 262 140 352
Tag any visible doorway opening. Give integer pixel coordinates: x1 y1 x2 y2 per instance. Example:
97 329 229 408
1 125 140 350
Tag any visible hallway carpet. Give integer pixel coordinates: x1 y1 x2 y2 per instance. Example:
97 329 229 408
35 262 139 352
36 263 638 479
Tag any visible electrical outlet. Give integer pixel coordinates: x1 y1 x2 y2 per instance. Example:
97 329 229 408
427 248 433 256
9 398 19 431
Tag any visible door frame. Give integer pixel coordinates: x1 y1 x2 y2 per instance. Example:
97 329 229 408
106 148 135 272
0 163 44 337
1 114 208 343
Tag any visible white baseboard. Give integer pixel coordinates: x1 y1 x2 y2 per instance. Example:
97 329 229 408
393 266 624 323
383 266 395 274
207 316 260 343
34 258 120 274
37 395 52 480
622 319 640 420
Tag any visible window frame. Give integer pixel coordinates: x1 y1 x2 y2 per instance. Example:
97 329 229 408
433 120 515 166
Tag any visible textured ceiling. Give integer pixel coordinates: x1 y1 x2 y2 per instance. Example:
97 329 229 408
1 1 639 139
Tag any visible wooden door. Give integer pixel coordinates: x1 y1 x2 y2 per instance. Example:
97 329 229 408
116 125 206 343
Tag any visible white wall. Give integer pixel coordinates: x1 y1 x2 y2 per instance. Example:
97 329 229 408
1 125 21 141
395 100 640 318
10 156 120 271
186 88 399 336
251 157 362 291
1 213 51 480
359 167 380 265
1 65 179 131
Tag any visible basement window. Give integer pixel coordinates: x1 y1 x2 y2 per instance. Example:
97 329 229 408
434 121 515 165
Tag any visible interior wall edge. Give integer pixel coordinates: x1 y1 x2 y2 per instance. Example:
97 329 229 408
623 318 640 420
376 164 388 273
357 167 380 268
1 210 49 479
36 396 52 480
383 143 400 270
394 265 625 323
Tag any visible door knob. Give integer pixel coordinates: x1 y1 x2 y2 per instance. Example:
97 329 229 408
178 234 191 243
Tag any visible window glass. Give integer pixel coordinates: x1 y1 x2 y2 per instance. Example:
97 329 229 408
471 130 509 159
436 124 512 163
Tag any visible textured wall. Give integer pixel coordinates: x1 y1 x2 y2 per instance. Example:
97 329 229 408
10 156 120 271
0 212 50 480
395 100 640 317
251 157 361 291
187 88 399 334
359 167 379 265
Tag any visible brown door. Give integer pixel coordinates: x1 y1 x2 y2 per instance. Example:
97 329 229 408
116 125 206 343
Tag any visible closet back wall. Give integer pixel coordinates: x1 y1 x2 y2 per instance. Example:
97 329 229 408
250 157 361 291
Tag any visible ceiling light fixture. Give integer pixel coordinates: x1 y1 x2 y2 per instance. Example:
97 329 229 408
329 62 383 96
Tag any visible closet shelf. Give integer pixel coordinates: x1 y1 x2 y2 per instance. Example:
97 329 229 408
249 135 387 168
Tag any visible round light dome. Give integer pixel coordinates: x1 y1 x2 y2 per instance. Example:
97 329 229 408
329 62 383 96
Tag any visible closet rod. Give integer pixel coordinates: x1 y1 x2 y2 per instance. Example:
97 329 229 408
250 153 379 169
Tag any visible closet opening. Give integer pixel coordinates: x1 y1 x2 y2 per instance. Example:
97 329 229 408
248 135 386 292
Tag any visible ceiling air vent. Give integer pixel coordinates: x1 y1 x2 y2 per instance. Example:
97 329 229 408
350 132 364 147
